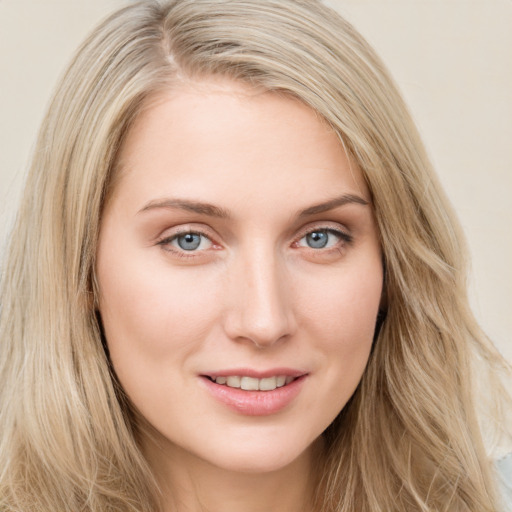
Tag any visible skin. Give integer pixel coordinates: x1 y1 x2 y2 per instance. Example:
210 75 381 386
96 78 383 512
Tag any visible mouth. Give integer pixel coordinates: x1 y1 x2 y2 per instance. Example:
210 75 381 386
200 371 307 415
204 374 297 391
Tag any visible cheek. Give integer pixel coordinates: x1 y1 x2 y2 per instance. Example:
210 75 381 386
300 257 382 405
96 257 225 428
96 251 222 369
304 258 383 343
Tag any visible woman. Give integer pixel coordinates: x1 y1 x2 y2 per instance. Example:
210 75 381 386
0 1 510 510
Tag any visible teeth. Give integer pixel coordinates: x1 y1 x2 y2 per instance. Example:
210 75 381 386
259 376 277 391
240 376 259 391
212 375 295 391
226 376 241 388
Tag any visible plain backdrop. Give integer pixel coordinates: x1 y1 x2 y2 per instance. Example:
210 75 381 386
0 0 511 362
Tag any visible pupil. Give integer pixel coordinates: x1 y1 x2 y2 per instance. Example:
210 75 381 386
307 231 328 248
178 233 201 250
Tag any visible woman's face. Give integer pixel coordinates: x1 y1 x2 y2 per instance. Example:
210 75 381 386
96 78 383 474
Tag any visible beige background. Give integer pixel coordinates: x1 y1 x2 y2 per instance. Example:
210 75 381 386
0 0 510 361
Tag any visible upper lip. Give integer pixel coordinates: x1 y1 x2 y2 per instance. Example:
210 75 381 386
201 368 307 379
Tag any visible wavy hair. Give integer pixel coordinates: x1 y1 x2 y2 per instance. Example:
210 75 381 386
0 1 510 511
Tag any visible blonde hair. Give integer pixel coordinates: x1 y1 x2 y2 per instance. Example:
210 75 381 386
0 1 510 510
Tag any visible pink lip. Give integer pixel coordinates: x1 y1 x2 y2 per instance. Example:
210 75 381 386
200 370 307 416
204 367 305 379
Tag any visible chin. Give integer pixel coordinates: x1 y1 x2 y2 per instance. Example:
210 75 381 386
194 430 321 474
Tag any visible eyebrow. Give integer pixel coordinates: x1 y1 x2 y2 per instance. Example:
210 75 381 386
298 193 369 216
138 193 369 218
139 198 230 218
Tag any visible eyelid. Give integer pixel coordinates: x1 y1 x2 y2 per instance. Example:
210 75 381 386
155 224 222 257
169 232 212 251
154 221 352 258
293 222 353 245
156 223 216 242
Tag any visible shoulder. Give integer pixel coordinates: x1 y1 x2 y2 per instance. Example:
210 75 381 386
496 452 512 512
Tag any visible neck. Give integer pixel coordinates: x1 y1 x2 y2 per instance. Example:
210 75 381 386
143 436 323 512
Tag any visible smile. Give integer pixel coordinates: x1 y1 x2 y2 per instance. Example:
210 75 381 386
201 370 307 415
208 375 296 391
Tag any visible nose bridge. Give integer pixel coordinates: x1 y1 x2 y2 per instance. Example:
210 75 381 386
224 243 294 347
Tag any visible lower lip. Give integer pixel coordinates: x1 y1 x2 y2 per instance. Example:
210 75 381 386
201 376 306 416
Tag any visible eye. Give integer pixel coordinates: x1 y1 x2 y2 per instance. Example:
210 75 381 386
161 231 213 252
297 229 349 249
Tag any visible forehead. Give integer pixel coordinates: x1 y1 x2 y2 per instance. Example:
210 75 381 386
109 77 370 215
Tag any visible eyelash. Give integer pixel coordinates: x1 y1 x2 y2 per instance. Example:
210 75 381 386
156 229 217 259
294 227 353 250
156 225 353 258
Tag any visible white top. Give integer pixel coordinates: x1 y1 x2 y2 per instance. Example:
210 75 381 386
497 452 512 511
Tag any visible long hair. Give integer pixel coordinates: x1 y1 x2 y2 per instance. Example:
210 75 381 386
0 1 510 511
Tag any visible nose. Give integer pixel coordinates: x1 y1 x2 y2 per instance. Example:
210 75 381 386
223 248 296 349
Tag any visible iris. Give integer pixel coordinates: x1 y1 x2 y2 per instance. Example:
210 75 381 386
305 231 329 249
177 233 202 251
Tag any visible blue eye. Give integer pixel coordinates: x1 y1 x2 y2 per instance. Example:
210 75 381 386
305 231 329 248
298 229 346 249
176 233 201 250
168 232 212 252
